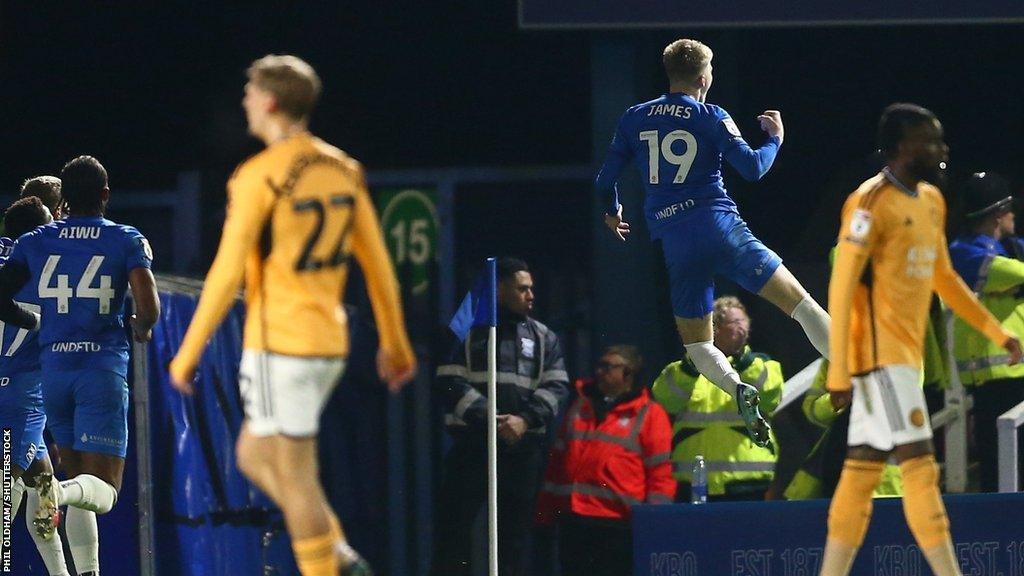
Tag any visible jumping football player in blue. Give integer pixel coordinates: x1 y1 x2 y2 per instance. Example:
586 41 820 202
596 39 831 445
0 156 160 576
0 193 72 575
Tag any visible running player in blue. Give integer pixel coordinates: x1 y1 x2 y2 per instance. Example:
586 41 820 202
596 39 831 445
0 156 161 576
0 195 71 575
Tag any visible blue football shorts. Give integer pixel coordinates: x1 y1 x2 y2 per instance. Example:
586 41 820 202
660 210 782 319
0 371 48 470
42 369 129 458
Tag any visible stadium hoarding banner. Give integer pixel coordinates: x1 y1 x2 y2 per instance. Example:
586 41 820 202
519 0 1024 29
137 278 393 575
634 494 1024 575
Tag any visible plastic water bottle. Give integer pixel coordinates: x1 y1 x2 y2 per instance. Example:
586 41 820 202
691 455 708 504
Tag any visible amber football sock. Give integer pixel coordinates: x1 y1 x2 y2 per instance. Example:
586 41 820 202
821 459 885 575
900 455 961 575
293 530 340 576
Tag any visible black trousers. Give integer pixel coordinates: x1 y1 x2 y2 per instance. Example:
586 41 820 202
972 378 1024 492
431 440 545 576
558 514 633 576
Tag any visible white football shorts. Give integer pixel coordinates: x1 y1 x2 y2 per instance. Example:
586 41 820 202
848 364 932 451
238 350 346 437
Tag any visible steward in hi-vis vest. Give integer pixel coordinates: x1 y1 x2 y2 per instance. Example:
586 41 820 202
652 296 782 501
948 172 1024 492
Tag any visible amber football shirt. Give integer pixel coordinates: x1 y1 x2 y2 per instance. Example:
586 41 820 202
827 171 1009 391
171 133 413 377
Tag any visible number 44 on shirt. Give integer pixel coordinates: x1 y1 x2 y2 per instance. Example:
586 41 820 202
39 255 115 314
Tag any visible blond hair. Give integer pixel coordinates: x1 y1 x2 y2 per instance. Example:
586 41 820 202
662 39 713 85
247 54 322 120
712 296 747 327
19 176 62 215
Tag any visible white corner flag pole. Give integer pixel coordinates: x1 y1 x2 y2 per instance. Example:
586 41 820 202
487 323 498 576
485 256 498 576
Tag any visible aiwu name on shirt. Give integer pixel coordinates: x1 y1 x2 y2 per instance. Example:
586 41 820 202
57 226 101 240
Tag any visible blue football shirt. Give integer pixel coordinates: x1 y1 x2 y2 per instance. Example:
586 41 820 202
0 236 43 375
595 92 781 238
7 216 153 378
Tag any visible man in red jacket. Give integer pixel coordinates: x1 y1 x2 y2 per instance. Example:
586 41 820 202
537 345 676 576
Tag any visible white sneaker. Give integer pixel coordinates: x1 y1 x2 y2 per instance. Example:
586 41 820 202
33 472 62 540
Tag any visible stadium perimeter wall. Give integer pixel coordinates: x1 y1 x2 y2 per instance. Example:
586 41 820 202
634 494 1024 575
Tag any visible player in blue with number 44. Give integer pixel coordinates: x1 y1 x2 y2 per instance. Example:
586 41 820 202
596 39 831 446
0 156 161 576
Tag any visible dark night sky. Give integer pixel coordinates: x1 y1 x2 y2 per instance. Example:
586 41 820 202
3 4 1023 262
4 4 1024 374
0 2 591 191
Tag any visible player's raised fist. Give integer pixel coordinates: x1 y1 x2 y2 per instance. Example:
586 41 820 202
757 110 784 143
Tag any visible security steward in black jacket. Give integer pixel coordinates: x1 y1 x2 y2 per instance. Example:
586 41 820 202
431 257 570 576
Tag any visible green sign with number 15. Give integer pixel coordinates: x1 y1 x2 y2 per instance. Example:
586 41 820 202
376 188 438 296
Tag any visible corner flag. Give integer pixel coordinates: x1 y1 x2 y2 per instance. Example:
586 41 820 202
448 257 497 342
446 257 501 575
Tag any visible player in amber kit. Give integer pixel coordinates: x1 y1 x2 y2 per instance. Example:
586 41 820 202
169 55 416 576
822 104 1022 576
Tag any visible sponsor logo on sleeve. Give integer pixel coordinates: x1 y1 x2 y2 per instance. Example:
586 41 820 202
844 209 873 245
722 117 742 138
140 238 153 261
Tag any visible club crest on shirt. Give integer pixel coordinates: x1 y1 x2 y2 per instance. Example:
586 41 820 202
521 337 535 359
846 209 872 244
909 408 926 428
